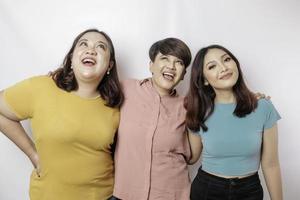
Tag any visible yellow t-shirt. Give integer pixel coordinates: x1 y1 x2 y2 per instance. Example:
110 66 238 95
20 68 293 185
4 76 119 200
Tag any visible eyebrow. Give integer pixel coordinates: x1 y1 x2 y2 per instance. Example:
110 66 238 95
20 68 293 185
78 39 88 43
159 54 167 57
205 53 229 67
206 60 215 67
159 54 183 62
221 53 229 58
78 39 108 48
96 41 108 48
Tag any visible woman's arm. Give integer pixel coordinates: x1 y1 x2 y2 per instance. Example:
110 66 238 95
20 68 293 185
261 124 283 200
187 131 202 165
0 91 39 172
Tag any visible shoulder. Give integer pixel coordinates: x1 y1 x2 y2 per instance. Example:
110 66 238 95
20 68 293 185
175 95 185 106
121 78 149 93
256 99 281 121
27 75 53 85
4 75 53 92
257 99 277 112
257 99 281 128
28 75 57 91
120 78 139 88
177 95 185 101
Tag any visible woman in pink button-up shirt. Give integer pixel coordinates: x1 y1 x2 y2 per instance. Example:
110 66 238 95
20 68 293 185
113 38 197 200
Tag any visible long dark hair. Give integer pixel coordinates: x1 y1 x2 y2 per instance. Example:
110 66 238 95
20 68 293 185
51 29 124 107
185 45 257 132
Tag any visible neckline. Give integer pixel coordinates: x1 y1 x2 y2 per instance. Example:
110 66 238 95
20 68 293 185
49 76 103 101
215 103 236 109
215 102 235 105
70 91 101 100
59 89 103 102
149 78 178 98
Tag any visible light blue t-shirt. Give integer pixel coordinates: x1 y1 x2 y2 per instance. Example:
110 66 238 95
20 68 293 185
198 99 281 176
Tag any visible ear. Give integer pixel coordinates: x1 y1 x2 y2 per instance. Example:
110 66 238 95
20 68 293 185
149 61 154 74
204 80 209 85
108 61 114 71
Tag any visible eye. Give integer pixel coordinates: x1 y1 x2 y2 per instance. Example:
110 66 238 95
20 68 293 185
208 65 216 70
176 60 184 66
97 43 106 50
160 56 168 60
79 41 88 47
224 57 231 62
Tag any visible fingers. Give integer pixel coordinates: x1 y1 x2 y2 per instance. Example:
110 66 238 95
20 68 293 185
254 92 271 100
29 152 41 177
35 164 41 177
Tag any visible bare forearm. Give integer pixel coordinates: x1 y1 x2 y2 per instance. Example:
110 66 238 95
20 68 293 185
262 164 283 200
0 114 36 162
187 154 199 165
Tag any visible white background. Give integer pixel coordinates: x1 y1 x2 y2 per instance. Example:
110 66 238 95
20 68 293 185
0 0 299 199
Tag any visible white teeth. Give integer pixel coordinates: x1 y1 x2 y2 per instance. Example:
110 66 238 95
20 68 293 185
82 58 96 64
163 72 175 78
162 72 175 81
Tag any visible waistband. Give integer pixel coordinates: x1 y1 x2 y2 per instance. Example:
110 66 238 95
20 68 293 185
198 168 260 185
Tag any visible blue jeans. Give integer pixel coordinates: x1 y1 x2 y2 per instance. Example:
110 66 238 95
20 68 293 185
190 168 263 200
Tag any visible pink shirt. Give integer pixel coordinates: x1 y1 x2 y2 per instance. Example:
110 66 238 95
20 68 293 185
113 79 191 200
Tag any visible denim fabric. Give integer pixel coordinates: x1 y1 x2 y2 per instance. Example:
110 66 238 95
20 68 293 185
191 168 263 200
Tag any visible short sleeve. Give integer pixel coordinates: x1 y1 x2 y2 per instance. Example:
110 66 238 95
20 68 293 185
3 77 35 119
263 100 281 130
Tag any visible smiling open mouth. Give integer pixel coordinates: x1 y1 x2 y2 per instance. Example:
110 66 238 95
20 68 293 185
162 72 175 81
81 58 96 66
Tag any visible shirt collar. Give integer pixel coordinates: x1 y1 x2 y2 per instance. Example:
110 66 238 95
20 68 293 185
139 78 178 97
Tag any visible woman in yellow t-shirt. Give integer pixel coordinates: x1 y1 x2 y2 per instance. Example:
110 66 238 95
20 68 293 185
0 29 124 200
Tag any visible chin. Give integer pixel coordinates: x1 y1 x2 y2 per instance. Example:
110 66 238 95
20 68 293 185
79 73 101 81
81 73 96 78
163 81 177 89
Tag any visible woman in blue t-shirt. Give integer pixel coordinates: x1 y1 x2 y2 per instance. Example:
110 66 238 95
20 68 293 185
185 45 283 200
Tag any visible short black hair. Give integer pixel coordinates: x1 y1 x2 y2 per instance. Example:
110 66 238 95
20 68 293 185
149 38 191 68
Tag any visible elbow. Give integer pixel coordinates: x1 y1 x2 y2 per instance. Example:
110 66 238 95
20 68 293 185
187 155 200 165
187 159 196 165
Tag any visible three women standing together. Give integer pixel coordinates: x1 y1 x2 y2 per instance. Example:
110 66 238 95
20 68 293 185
0 29 282 200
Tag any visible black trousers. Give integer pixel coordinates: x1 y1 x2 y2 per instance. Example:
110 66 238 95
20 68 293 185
107 196 120 200
190 168 263 200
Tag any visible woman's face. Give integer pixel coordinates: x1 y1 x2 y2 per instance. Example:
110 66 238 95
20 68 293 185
71 31 112 84
149 53 185 95
203 48 239 92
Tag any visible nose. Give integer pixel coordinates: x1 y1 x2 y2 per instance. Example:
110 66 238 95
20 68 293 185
220 63 228 72
86 47 97 56
166 61 176 70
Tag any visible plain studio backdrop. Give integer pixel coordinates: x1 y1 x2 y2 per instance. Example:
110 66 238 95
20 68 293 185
0 0 299 199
